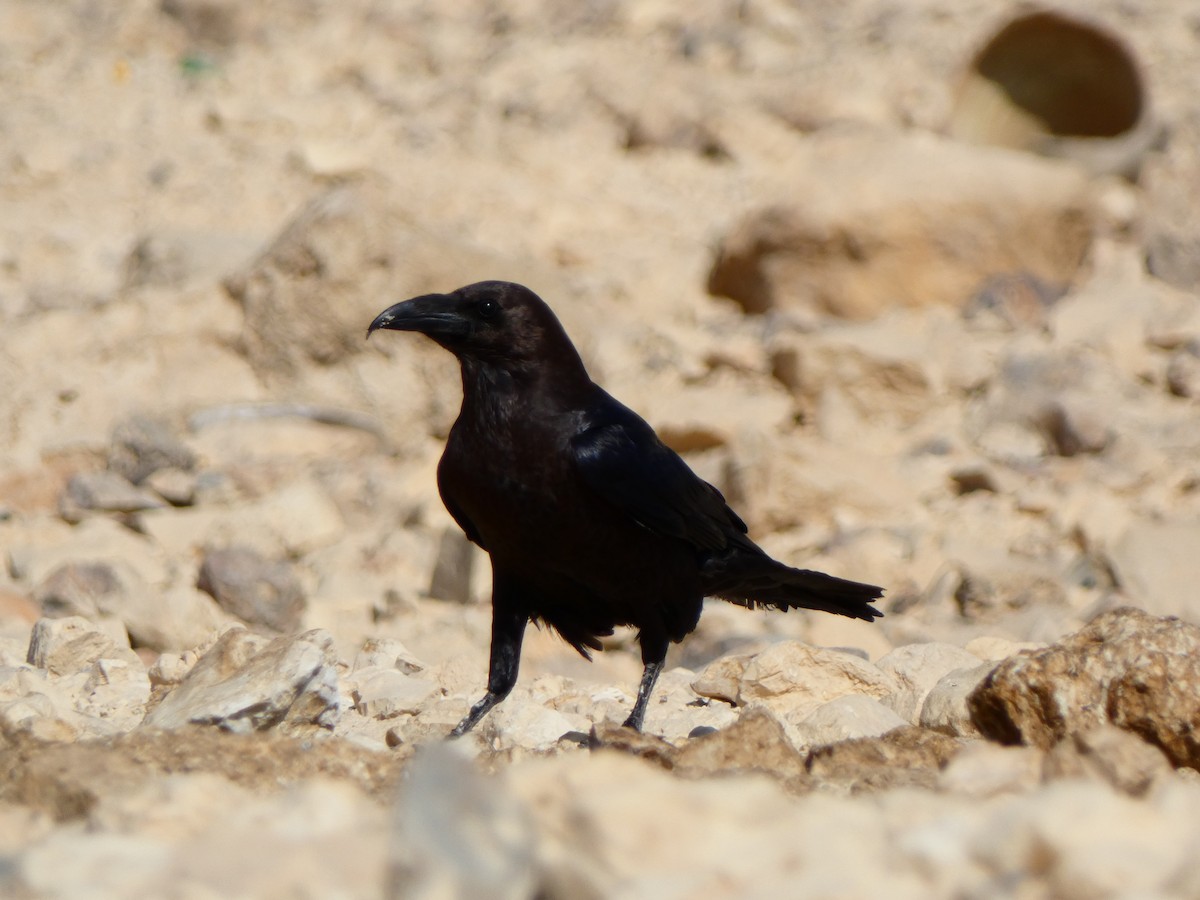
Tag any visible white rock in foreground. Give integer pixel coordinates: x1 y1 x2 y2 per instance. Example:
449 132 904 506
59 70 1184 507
393 746 537 900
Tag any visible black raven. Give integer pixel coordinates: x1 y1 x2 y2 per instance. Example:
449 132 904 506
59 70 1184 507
368 281 883 735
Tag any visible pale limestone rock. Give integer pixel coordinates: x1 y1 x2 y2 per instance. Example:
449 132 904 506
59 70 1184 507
26 616 136 676
74 658 152 731
33 561 226 653
937 742 1043 797
350 666 436 719
964 345 1136 464
790 694 907 750
0 691 62 732
484 700 581 753
143 628 340 734
142 467 197 506
139 479 344 558
146 650 201 687
707 131 1092 319
58 471 165 522
803 612 895 661
128 583 229 653
0 665 88 739
7 516 169 593
506 751 925 897
690 652 752 705
643 668 739 743
19 715 81 743
920 662 995 738
352 636 425 675
0 665 60 705
877 642 984 723
718 641 898 721
962 636 1045 661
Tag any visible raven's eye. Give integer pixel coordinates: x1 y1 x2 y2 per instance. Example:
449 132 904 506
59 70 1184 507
478 299 500 321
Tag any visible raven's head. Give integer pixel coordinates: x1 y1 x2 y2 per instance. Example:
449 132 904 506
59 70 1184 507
368 281 586 378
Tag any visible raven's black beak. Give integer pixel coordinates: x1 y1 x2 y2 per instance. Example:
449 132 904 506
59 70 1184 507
367 293 470 341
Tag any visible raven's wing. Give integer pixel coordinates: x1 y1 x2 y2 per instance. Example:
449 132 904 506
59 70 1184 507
571 415 747 552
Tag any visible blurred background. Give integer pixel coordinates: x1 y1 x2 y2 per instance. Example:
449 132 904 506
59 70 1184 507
2 1 1200 896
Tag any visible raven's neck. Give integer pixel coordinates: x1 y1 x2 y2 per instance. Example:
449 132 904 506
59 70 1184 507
459 351 594 423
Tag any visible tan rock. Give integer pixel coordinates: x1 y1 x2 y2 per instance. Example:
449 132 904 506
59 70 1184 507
802 725 963 794
1043 725 1172 797
963 636 1045 661
1109 520 1200 622
506 750 909 896
142 467 197 506
702 641 897 722
707 131 1092 319
969 607 1200 768
673 707 806 780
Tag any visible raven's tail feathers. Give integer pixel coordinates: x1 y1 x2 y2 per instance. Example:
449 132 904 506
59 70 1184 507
712 558 884 621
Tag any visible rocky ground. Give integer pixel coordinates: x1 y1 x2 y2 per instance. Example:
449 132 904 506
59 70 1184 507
3 0 1200 896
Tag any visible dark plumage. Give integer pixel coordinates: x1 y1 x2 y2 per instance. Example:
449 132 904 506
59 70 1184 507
368 281 883 735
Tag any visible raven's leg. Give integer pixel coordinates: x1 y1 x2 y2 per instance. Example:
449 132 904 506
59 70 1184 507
622 634 668 731
449 604 527 738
